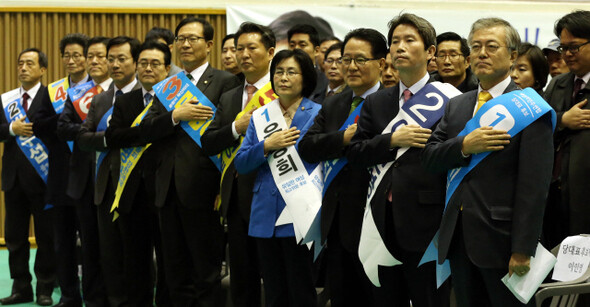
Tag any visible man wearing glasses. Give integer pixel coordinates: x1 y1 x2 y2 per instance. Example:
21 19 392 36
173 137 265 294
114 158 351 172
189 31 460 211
545 10 590 262
432 32 479 93
140 17 240 306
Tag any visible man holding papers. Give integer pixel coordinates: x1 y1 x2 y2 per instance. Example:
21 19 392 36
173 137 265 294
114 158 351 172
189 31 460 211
201 22 275 307
346 14 452 307
422 18 554 307
140 17 239 306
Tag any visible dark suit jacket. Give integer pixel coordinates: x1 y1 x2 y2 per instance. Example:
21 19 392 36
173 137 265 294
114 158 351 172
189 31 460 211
346 80 446 257
140 65 240 210
298 87 369 252
77 82 142 205
57 82 114 200
544 72 590 234
0 86 47 194
422 80 553 268
105 88 157 214
309 67 330 104
201 84 257 220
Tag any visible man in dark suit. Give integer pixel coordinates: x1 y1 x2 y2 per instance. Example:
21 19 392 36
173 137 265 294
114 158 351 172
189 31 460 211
140 17 240 306
544 10 590 243
422 18 553 307
35 33 94 307
201 22 274 307
287 24 330 104
77 36 144 306
345 15 450 307
57 36 111 307
299 28 389 307
431 32 479 93
0 48 55 306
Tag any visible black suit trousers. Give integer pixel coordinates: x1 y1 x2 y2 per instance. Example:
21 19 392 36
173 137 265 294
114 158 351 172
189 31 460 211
4 180 55 295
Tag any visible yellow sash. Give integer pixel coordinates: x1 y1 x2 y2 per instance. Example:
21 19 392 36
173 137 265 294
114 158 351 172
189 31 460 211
48 77 69 105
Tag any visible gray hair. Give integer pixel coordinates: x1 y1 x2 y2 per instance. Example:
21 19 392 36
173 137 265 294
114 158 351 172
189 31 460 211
468 17 520 51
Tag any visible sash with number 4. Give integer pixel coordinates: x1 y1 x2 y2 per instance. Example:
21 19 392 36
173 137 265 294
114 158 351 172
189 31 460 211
50 77 76 151
153 72 221 170
419 88 557 287
358 82 461 287
252 100 324 258
1 89 49 183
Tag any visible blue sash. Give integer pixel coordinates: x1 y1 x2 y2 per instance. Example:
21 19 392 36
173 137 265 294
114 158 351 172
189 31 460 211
95 106 113 180
65 81 96 151
419 88 557 287
152 72 221 170
2 95 49 183
321 101 364 194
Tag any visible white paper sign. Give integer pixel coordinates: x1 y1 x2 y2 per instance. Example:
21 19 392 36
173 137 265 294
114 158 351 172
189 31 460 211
552 235 590 282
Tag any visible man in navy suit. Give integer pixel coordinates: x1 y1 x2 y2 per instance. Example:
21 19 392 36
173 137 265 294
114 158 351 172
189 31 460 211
422 18 553 307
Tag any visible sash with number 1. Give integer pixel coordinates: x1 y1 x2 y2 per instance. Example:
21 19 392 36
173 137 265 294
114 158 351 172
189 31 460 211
419 88 557 288
1 89 50 183
358 82 461 287
252 100 324 258
153 72 221 170
110 101 153 216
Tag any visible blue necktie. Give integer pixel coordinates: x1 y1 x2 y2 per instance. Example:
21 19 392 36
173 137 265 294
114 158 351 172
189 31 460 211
144 93 153 107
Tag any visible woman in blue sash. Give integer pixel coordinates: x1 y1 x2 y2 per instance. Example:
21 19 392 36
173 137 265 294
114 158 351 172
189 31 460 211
234 49 321 307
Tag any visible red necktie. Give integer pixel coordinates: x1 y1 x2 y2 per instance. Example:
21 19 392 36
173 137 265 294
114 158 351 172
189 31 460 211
245 84 257 105
573 78 585 102
403 89 412 103
22 93 30 113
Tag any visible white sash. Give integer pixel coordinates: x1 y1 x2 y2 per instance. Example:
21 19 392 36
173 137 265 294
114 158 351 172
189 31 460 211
252 100 323 246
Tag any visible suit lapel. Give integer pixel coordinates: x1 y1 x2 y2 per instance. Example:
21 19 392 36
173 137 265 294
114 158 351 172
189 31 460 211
27 85 45 116
557 73 575 111
197 65 214 94
291 98 315 128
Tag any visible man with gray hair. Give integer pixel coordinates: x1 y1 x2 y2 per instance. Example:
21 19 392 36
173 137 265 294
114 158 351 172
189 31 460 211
423 17 554 306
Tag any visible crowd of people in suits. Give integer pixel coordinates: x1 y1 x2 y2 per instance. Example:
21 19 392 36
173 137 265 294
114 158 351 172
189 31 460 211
0 8 589 307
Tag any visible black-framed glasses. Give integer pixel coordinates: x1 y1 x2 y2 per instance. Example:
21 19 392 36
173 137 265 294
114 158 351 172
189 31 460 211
435 53 464 61
557 41 590 54
323 58 340 66
338 56 377 66
175 35 206 45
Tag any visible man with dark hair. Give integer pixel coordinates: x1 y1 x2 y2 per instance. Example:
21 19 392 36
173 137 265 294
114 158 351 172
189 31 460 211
545 10 590 254
322 42 346 96
221 34 243 78
35 32 94 307
318 36 341 71
543 38 570 77
299 27 387 306
382 52 400 88
432 32 479 93
57 35 111 307
0 48 55 306
145 26 183 76
423 17 553 307
346 14 451 306
77 35 143 306
201 21 274 307
140 17 240 306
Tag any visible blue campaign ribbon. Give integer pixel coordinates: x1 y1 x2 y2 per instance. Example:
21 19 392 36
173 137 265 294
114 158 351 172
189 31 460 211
95 106 113 180
3 98 49 183
66 81 96 152
321 101 364 195
420 88 557 286
153 72 221 170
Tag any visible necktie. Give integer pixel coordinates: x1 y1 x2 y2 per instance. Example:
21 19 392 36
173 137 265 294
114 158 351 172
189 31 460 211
144 93 153 107
186 72 195 84
403 89 413 103
245 84 257 104
476 91 493 112
349 96 364 115
573 78 585 102
115 90 123 97
327 90 335 97
22 93 30 113
96 85 104 94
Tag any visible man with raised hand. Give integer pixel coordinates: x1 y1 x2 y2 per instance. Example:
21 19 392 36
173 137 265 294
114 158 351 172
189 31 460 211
0 48 55 306
76 36 142 306
140 17 240 306
346 14 453 307
422 17 553 307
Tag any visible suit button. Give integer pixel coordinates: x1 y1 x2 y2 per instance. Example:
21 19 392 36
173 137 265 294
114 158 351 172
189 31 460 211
393 161 400 168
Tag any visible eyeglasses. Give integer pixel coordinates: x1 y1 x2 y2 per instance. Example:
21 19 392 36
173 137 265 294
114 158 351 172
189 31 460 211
274 70 301 78
107 56 131 64
470 43 506 54
62 53 84 61
323 58 340 65
338 56 377 66
138 60 163 69
435 53 464 61
175 35 206 45
557 41 590 54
